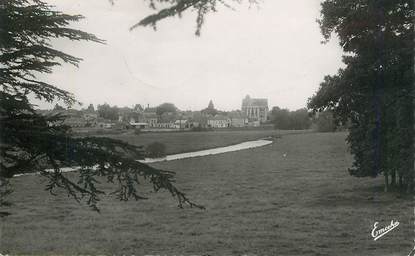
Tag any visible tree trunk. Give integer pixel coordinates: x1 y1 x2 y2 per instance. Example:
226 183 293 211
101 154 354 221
406 172 413 193
391 170 396 188
384 174 389 192
399 172 403 188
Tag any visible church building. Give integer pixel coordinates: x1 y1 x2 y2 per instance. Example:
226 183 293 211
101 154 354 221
241 95 269 123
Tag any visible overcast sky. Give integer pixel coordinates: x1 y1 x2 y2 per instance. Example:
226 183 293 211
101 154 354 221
37 0 344 111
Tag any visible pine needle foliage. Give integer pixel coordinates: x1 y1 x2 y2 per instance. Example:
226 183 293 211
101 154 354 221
0 0 203 212
131 0 259 36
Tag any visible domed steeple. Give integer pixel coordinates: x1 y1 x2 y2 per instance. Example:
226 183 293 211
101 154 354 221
207 100 214 109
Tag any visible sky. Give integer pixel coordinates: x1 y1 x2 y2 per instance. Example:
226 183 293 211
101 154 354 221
37 0 345 111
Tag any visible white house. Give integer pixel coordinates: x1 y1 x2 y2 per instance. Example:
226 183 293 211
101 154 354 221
207 115 230 128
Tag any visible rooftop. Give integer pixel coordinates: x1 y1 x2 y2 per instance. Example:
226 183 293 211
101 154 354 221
242 95 268 108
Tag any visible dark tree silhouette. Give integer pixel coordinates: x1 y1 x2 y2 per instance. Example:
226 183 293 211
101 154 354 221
97 103 119 121
87 104 95 112
130 0 259 35
270 107 311 130
0 0 203 212
308 0 414 192
156 103 178 117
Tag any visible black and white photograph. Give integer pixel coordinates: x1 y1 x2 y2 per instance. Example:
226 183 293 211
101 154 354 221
0 0 414 255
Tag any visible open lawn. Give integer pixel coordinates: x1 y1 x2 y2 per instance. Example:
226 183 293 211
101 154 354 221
100 129 307 154
1 132 413 255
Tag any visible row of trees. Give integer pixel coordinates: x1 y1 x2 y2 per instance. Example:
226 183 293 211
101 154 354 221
73 102 179 121
270 107 311 130
270 107 339 132
97 103 119 121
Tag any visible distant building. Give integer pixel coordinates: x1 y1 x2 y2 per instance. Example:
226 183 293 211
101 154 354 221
228 111 248 127
247 120 260 127
191 112 208 128
241 95 269 123
118 107 136 123
63 116 87 128
97 118 115 129
142 107 158 127
143 113 158 127
129 122 148 129
201 100 218 116
58 109 86 128
174 119 188 129
83 112 98 127
155 122 176 129
154 111 177 129
207 115 230 128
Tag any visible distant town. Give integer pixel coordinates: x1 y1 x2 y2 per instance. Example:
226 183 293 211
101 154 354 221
38 95 274 132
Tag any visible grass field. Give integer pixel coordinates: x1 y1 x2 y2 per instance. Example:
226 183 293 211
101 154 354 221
100 129 308 154
1 132 413 255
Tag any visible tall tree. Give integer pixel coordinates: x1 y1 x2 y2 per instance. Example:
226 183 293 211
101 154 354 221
308 0 414 192
156 102 178 116
97 103 119 121
0 0 202 212
290 108 311 130
270 107 291 130
270 107 311 130
86 103 95 112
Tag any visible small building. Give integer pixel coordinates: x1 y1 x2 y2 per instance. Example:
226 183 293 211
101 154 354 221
61 109 86 128
97 118 115 129
155 122 176 129
228 111 248 127
63 116 87 128
143 112 158 128
207 115 230 128
83 112 98 127
129 122 148 129
191 112 209 128
247 120 261 127
83 112 98 120
174 119 188 129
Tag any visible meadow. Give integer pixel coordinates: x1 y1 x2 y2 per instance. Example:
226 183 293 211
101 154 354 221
101 129 306 154
0 131 413 255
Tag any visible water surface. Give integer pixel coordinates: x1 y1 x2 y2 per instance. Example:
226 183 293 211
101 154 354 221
141 139 273 163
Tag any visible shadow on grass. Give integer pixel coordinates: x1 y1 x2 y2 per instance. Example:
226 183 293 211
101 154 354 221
310 183 413 208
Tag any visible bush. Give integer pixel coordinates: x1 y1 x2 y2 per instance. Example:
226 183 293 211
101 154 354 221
271 107 311 130
314 111 336 132
134 128 141 135
145 142 166 158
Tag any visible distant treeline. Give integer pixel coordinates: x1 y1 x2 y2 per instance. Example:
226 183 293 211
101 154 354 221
270 107 311 130
270 107 338 132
